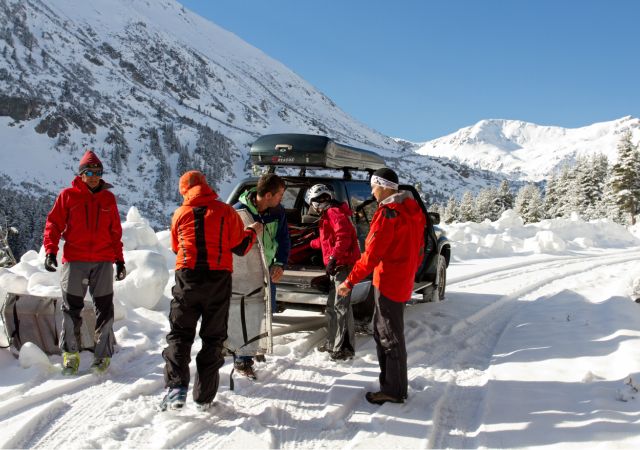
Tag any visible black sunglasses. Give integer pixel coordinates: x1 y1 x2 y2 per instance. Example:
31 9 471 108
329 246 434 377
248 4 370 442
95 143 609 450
83 170 103 177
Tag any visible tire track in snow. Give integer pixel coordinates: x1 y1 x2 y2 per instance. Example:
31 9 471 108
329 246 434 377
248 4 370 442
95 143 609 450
426 252 640 449
449 248 640 289
14 333 166 449
346 250 640 449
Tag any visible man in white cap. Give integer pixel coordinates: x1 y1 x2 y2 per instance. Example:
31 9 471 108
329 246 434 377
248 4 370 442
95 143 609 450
338 167 426 405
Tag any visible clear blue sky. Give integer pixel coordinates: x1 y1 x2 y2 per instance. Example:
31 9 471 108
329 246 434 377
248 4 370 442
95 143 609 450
179 0 640 142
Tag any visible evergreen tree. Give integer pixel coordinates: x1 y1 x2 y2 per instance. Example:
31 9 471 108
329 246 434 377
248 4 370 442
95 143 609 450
609 131 640 224
161 122 182 154
458 191 476 222
149 127 171 202
0 218 18 267
474 186 501 222
554 165 575 218
544 173 560 219
576 153 609 220
496 180 514 215
515 184 544 224
105 127 130 175
600 176 625 223
443 195 459 224
193 126 235 191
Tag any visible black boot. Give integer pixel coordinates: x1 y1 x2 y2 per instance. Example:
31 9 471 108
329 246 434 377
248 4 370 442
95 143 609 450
234 359 257 380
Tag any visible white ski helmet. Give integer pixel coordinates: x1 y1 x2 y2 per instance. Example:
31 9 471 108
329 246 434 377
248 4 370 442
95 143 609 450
305 184 333 206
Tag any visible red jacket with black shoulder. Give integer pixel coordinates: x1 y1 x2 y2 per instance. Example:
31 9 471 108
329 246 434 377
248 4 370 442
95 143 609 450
346 191 425 302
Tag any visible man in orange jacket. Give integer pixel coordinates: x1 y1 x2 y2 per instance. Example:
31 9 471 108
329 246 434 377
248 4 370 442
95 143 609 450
160 171 262 412
43 149 125 376
338 168 425 405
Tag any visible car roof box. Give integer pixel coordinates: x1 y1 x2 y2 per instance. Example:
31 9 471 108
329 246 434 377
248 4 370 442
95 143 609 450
250 133 386 171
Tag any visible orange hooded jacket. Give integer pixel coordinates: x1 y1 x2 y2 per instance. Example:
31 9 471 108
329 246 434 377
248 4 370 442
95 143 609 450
172 171 256 271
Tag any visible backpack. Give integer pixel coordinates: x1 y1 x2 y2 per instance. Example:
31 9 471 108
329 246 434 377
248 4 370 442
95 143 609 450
1 292 96 356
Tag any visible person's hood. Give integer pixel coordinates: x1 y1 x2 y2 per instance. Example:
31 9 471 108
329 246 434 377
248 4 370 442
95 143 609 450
179 171 219 206
238 188 259 214
328 200 353 217
379 190 423 216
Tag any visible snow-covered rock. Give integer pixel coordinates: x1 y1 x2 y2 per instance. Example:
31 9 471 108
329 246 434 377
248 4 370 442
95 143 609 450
18 342 51 370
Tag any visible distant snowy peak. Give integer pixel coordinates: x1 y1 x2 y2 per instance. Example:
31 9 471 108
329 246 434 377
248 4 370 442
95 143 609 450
416 116 640 180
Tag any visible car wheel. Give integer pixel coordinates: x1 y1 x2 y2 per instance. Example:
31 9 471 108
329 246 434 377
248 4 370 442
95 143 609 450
436 254 447 300
421 285 435 303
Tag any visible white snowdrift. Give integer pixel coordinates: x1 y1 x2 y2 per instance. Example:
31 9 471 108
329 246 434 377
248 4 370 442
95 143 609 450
443 210 640 260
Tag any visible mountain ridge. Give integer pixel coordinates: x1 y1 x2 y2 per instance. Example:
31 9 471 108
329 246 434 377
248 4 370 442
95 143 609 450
416 116 640 180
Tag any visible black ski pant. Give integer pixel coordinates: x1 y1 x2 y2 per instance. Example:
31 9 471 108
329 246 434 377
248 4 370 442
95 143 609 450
373 288 408 399
162 269 231 404
325 265 355 353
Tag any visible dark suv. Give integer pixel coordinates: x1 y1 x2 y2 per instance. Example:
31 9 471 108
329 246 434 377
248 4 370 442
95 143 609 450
227 134 451 315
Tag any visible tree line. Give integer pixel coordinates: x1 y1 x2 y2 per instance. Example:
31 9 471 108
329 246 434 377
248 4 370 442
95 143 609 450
433 131 640 225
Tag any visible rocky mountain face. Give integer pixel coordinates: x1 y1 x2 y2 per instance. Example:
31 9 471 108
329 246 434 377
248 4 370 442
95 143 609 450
0 0 505 256
416 116 640 181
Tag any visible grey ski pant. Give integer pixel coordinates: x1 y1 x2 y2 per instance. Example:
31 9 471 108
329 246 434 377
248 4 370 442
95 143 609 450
60 261 115 358
325 266 355 353
163 269 231 404
373 288 408 399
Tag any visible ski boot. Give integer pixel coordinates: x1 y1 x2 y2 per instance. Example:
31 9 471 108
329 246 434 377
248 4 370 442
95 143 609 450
90 357 111 374
195 401 213 412
234 359 257 380
158 386 188 411
329 348 354 361
61 352 80 375
365 391 404 405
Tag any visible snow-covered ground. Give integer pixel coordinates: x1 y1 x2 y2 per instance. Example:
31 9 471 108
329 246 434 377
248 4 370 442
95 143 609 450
1 209 640 449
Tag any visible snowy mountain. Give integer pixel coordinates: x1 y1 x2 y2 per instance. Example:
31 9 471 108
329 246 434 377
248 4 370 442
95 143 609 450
0 0 504 244
415 116 640 181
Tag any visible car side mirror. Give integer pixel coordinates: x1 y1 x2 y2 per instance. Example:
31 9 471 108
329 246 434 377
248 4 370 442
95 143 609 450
428 212 441 225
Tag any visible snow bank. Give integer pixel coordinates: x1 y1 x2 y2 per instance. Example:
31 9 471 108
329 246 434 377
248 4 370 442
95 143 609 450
18 342 51 370
0 207 172 324
443 210 640 260
1 207 639 324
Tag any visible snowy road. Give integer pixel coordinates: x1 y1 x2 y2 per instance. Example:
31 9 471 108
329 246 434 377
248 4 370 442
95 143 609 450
1 248 640 449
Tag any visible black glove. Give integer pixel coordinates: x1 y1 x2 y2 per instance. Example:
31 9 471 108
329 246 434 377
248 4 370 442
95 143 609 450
325 256 337 276
115 261 127 281
44 253 57 272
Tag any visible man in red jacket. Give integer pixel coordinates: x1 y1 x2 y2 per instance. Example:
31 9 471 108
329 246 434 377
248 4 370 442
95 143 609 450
160 170 262 412
43 150 126 375
338 168 425 405
306 184 361 361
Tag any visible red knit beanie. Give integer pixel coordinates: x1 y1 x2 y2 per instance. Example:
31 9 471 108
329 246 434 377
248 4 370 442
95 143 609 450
78 150 103 174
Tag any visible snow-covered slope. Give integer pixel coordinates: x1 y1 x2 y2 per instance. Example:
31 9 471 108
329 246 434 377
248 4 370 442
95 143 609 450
415 116 640 180
0 0 504 236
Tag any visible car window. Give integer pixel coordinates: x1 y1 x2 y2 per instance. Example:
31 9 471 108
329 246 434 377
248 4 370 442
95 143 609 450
281 187 300 209
345 181 377 250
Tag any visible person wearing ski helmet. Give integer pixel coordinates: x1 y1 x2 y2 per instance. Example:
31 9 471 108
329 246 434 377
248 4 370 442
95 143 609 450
306 184 361 361
43 149 126 376
337 168 426 405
